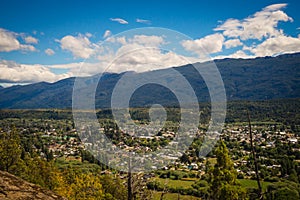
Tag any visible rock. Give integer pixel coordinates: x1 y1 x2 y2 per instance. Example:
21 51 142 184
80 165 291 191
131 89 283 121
0 170 66 200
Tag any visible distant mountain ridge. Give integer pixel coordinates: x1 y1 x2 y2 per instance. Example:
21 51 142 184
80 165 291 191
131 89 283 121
0 53 299 109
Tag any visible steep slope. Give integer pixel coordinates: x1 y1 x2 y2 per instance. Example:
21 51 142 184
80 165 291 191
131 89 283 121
0 78 74 109
0 170 66 200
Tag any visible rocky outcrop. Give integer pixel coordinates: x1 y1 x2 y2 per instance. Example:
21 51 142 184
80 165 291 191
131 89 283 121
0 170 66 200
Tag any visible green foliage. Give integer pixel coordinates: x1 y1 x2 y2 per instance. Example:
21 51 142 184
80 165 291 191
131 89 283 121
0 128 21 172
0 128 127 200
265 180 300 200
209 140 247 200
55 168 104 200
158 170 187 180
238 179 270 191
101 174 127 200
288 169 299 183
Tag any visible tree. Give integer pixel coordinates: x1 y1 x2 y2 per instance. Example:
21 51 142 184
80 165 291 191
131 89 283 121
0 128 21 172
209 140 247 200
56 169 104 200
265 181 300 200
180 153 190 164
70 173 103 200
288 169 299 183
101 174 126 200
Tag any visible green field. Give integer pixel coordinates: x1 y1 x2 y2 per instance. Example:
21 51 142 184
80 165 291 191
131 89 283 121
152 192 201 200
154 178 195 189
238 179 271 191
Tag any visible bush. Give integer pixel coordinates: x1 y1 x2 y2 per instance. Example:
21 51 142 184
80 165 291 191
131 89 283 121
146 180 164 191
264 176 280 182
192 180 209 189
237 173 244 179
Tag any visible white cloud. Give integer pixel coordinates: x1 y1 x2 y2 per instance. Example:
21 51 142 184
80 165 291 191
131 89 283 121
103 30 112 38
85 32 92 38
227 50 253 59
45 48 55 56
110 18 128 24
106 36 127 45
250 35 300 57
181 33 224 56
46 62 103 77
214 50 254 60
106 47 200 73
224 39 243 49
97 34 202 73
0 28 36 52
58 34 95 59
129 35 164 47
105 34 165 51
214 3 292 40
0 32 207 83
20 44 36 52
136 18 151 25
24 36 38 44
264 3 288 12
0 60 69 83
47 62 84 69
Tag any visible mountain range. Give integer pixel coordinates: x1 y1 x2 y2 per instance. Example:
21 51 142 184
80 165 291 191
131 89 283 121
0 53 299 109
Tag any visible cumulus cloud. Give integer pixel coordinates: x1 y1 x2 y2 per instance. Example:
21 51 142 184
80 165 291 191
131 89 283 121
85 32 92 38
103 30 112 38
250 35 300 57
0 28 36 52
106 36 127 45
45 48 55 56
24 36 38 44
58 34 95 59
136 18 151 25
0 60 69 83
214 50 254 60
224 39 243 49
47 62 102 77
214 3 292 40
181 33 224 56
129 35 165 47
105 47 200 73
104 34 165 57
264 3 288 11
210 3 300 57
110 18 128 24
0 32 207 84
97 34 201 73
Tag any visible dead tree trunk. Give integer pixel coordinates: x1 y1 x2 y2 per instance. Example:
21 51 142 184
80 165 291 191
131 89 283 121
128 156 133 200
247 110 263 199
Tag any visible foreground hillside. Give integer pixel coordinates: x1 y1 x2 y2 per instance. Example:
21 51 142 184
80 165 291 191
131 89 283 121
0 170 66 200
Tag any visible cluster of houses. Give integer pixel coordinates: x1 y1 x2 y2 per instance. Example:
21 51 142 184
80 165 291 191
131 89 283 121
40 128 84 158
26 122 299 176
221 124 299 175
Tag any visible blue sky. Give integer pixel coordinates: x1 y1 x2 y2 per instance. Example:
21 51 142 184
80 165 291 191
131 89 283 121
0 0 300 85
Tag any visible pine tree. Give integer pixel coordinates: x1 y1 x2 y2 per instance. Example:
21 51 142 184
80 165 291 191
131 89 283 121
209 140 247 200
0 128 21 172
